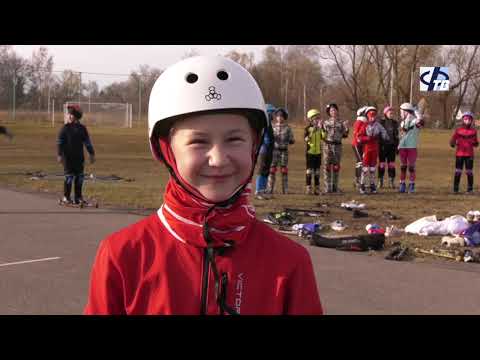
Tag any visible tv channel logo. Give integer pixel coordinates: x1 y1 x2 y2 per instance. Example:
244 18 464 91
420 67 449 91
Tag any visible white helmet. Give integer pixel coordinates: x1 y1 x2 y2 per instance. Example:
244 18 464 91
148 55 268 161
365 106 377 115
356 106 368 117
400 102 415 112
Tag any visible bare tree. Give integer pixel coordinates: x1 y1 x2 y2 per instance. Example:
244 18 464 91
320 45 372 110
181 48 200 59
24 46 54 111
224 50 255 70
368 45 392 104
0 46 27 110
449 45 480 127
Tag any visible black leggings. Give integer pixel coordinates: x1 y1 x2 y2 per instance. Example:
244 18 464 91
379 144 396 163
455 156 474 172
63 162 85 201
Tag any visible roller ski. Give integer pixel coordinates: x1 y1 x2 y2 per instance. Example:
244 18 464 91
58 197 98 209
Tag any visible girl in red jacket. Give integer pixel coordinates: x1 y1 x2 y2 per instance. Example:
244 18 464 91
351 106 368 189
84 56 323 315
450 111 478 193
357 107 389 194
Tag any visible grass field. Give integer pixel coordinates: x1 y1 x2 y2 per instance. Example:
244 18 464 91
1 119 479 259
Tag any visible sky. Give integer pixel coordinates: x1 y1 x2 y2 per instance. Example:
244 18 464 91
12 45 268 88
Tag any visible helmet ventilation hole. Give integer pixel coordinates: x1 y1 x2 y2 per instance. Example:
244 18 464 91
186 73 198 84
217 70 229 80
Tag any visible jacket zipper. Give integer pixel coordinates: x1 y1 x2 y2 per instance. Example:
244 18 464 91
200 248 210 315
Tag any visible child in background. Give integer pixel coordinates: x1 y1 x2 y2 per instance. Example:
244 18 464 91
304 108 325 195
57 104 95 205
450 111 478 193
254 104 276 200
398 102 424 193
351 106 368 189
357 106 389 194
378 106 399 188
321 103 349 193
266 108 295 194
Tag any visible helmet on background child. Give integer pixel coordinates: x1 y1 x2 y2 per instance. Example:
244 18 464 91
383 105 394 117
462 111 474 126
67 104 83 120
274 107 289 120
307 108 321 121
400 102 415 113
326 103 339 115
266 103 276 115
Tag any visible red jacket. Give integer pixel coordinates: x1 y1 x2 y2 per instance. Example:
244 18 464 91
84 208 323 315
351 118 367 147
357 123 378 154
450 126 479 157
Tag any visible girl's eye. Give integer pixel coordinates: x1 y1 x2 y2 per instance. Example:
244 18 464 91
188 139 208 145
228 137 245 143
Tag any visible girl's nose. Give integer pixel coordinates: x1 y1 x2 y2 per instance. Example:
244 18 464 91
207 145 229 167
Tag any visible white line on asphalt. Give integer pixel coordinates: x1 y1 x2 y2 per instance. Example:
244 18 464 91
0 257 61 267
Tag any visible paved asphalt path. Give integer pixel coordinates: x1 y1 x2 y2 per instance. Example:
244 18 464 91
1 187 479 315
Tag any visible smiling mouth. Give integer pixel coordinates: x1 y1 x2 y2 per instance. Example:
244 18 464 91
202 174 234 181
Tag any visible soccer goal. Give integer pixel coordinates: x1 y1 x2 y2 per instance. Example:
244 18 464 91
63 102 133 128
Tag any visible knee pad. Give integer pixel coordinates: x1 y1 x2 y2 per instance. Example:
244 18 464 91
314 169 321 176
408 166 415 173
356 161 363 169
332 164 340 172
270 167 277 174
65 175 74 185
362 167 369 174
379 162 386 169
455 168 462 175
281 167 288 174
369 167 376 173
387 163 396 169
466 169 473 175
306 169 313 175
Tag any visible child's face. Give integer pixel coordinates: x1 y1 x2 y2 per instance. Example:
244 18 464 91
329 108 338 118
65 113 76 124
385 110 394 119
463 116 473 126
169 113 255 203
275 114 286 124
311 115 321 124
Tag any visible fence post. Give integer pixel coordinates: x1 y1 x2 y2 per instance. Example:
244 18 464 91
52 99 55 127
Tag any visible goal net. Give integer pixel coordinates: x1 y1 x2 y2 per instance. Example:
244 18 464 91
63 102 133 128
